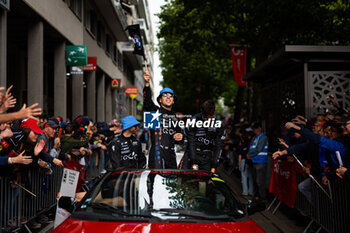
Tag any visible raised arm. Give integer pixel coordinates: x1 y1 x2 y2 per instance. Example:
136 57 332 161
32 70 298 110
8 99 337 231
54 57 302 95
143 71 158 111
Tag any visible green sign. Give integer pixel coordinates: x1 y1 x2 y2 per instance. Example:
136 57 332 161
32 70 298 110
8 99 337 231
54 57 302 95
66 45 87 66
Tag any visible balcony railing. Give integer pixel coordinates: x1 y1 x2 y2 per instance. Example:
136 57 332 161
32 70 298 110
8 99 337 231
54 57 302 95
112 0 128 30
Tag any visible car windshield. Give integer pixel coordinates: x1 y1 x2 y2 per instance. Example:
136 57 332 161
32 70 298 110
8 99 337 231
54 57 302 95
76 170 246 221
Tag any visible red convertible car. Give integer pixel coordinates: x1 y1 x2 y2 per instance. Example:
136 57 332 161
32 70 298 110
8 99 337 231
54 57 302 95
53 169 265 233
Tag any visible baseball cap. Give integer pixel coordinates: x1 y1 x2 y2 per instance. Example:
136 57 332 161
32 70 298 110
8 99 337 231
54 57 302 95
20 119 44 134
44 120 59 129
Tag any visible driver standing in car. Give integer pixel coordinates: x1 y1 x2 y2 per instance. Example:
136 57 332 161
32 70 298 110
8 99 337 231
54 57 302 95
185 100 226 173
143 71 183 169
109 116 146 169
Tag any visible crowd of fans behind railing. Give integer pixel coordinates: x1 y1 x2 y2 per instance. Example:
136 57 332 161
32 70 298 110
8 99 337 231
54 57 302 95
0 86 125 230
223 96 350 209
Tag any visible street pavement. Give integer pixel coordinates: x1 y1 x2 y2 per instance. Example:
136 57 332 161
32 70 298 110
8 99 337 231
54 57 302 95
217 165 315 233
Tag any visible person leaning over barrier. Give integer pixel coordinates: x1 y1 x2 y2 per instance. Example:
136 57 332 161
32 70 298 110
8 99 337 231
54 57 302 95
273 123 323 204
274 120 347 186
19 119 63 167
109 116 146 169
143 71 183 169
0 123 33 166
336 115 350 180
0 119 63 179
60 123 92 155
184 100 226 173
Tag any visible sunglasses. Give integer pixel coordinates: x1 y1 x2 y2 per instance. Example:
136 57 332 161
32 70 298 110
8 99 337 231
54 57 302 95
161 93 174 98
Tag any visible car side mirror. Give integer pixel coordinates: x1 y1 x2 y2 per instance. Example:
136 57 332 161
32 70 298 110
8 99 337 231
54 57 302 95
58 196 75 213
246 199 266 215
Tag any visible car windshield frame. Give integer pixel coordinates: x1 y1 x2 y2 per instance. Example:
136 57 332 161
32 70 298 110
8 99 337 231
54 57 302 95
72 169 248 223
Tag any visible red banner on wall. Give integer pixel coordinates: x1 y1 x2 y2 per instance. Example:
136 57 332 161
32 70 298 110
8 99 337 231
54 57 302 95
269 159 297 208
229 45 247 86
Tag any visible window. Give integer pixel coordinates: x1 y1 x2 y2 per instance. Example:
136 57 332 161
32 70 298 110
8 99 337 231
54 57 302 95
106 34 111 54
84 5 90 28
97 21 102 44
90 11 97 36
118 50 123 69
113 45 117 62
97 22 106 49
68 0 82 19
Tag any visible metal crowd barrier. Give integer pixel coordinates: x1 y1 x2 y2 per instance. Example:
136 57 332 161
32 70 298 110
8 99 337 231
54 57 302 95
287 173 350 233
85 150 108 180
0 166 63 232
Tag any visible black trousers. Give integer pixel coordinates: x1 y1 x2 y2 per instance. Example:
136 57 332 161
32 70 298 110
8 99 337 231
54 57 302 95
196 154 212 171
253 163 267 199
180 151 212 171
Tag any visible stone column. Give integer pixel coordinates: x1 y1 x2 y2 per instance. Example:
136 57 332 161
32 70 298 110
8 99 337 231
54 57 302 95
17 51 26 107
54 41 67 119
72 72 84 118
0 9 7 87
97 73 105 121
86 70 96 121
27 20 44 106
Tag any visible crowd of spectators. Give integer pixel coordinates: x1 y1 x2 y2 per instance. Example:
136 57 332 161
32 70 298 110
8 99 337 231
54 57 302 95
0 86 123 230
220 97 350 207
272 111 350 205
227 100 350 227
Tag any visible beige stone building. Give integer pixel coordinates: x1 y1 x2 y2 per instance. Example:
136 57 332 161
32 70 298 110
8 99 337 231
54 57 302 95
0 0 154 122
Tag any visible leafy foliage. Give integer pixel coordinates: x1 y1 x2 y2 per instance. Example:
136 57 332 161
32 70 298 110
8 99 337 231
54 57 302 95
157 0 350 116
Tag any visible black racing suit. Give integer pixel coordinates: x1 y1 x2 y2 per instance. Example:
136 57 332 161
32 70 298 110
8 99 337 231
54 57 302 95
185 113 226 171
109 134 146 169
143 86 182 169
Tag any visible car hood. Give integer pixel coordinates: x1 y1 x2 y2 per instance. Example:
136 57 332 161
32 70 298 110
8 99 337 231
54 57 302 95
53 218 265 233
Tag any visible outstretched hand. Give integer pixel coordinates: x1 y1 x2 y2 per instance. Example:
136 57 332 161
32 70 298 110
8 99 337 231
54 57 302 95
0 85 17 112
277 138 288 148
285 122 301 131
336 166 347 178
12 151 33 165
18 103 42 121
34 140 45 156
0 86 17 113
272 150 287 159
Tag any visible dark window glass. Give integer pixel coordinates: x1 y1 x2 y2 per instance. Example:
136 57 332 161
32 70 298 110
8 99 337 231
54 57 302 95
69 0 82 19
90 11 97 36
113 45 117 62
74 171 246 222
97 21 102 44
106 35 110 53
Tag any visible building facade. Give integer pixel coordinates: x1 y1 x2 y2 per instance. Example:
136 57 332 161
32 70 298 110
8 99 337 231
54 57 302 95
0 0 154 122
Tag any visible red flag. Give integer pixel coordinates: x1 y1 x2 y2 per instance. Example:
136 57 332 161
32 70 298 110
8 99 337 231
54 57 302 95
269 159 297 208
230 45 247 86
